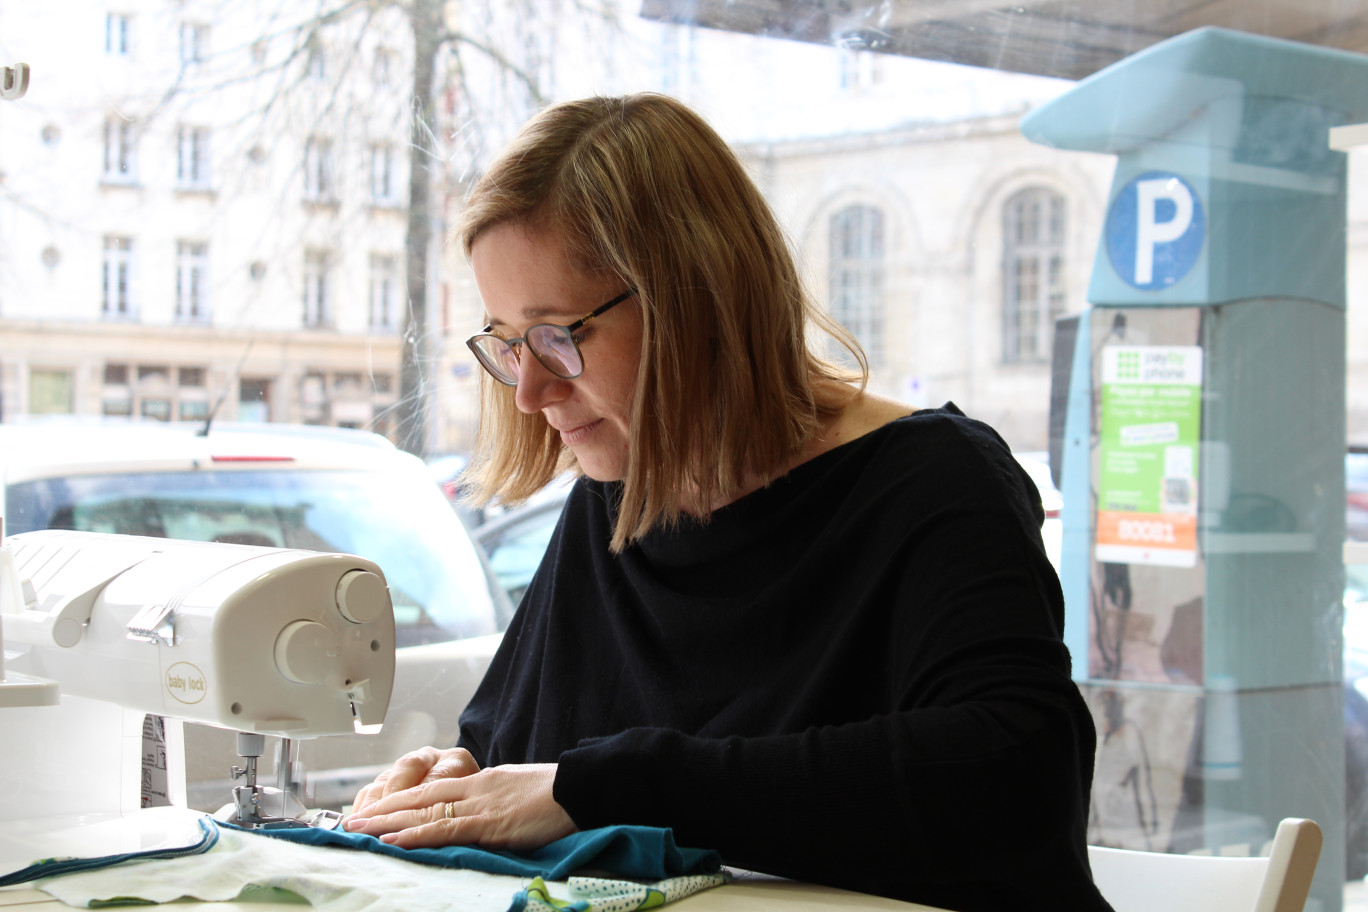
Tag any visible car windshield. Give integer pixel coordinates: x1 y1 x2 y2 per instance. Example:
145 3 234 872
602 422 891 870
5 468 500 646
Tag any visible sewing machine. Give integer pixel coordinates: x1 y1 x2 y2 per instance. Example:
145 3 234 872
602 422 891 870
0 526 396 873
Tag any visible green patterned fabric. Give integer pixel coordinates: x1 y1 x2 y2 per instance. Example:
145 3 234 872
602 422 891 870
512 872 729 911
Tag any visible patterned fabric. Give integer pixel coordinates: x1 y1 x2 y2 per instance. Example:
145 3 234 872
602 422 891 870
512 872 730 911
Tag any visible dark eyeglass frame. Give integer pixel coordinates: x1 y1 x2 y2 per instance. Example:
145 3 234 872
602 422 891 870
466 288 638 386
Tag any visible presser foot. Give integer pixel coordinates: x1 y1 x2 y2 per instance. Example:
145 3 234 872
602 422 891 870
219 731 343 830
214 785 344 830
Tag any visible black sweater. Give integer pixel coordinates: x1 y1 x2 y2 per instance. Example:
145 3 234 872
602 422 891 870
458 405 1112 912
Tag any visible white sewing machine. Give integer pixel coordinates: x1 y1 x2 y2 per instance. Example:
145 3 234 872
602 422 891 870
0 526 396 875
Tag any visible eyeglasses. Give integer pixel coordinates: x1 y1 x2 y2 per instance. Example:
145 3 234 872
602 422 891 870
466 288 638 386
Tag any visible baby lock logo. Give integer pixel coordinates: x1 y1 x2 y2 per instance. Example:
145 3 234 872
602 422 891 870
166 662 207 704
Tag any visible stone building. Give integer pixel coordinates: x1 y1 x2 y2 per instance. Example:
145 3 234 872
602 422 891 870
5 2 1366 457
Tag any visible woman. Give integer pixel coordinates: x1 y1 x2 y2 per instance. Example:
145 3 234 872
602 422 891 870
344 93 1111 912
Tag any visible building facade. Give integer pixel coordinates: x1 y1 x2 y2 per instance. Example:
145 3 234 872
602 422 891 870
5 3 1367 458
0 1 414 435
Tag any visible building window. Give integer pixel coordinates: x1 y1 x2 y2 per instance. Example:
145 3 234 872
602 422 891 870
176 125 210 188
239 378 271 422
141 398 171 421
178 400 209 421
29 369 74 415
659 25 696 95
839 50 882 91
103 118 136 183
176 241 209 322
303 137 334 201
104 363 129 385
306 40 327 82
828 204 885 369
1002 187 1067 363
370 144 397 204
369 254 399 331
102 236 135 318
373 47 393 85
106 13 130 55
178 366 205 387
303 250 332 328
179 22 208 64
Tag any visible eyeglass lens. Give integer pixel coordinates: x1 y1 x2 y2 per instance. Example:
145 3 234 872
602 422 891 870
526 325 580 376
473 324 583 384
480 338 522 383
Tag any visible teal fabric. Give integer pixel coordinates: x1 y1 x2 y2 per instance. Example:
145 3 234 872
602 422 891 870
237 823 721 882
0 817 219 887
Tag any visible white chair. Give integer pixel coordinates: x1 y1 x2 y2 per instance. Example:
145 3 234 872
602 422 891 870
1088 818 1323 912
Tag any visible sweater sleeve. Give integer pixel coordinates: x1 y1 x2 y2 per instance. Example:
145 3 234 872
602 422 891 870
551 420 1100 907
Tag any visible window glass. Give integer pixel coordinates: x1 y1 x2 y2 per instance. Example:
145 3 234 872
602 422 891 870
3 4 1365 903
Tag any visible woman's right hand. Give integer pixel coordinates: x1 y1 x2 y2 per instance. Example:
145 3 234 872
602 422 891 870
348 746 481 817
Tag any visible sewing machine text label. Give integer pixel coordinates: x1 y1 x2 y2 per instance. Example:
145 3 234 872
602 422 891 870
1105 171 1205 290
166 662 207 704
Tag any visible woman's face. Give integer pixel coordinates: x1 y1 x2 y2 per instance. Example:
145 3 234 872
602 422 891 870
470 221 642 482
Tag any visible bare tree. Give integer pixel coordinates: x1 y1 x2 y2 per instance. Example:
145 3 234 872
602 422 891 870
259 0 549 454
2 0 614 448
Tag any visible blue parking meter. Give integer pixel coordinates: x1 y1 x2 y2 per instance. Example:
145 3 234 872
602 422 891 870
1023 27 1368 906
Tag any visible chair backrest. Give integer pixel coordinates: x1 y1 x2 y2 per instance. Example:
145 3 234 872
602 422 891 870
1087 818 1322 912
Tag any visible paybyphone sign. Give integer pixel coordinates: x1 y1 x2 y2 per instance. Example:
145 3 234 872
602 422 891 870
1096 345 1204 568
1105 172 1205 290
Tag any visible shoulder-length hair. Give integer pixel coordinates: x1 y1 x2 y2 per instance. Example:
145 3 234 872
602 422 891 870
458 92 865 552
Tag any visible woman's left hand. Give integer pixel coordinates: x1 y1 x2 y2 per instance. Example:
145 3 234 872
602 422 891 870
341 763 577 851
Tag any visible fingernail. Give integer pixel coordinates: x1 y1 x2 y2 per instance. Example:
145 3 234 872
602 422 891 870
343 817 365 831
380 833 397 844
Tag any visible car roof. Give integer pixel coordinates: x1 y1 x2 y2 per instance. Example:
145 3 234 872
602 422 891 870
0 419 414 482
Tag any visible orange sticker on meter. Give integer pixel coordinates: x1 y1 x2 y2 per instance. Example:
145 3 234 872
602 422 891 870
1096 510 1197 557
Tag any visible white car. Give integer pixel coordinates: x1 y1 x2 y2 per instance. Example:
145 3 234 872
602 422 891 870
0 419 510 811
1014 451 1063 571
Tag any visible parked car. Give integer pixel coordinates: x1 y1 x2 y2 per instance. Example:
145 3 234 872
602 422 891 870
1349 448 1368 542
1013 450 1063 570
0 419 513 812
473 473 578 606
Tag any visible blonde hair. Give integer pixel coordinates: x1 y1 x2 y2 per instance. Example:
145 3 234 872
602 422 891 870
459 93 865 552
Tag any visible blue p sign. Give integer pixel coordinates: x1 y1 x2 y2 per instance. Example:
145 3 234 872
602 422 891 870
1105 172 1205 291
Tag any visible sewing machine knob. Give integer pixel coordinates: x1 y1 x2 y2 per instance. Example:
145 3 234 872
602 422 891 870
335 569 385 624
274 619 337 684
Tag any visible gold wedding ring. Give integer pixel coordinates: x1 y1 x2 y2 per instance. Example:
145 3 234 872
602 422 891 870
444 801 456 819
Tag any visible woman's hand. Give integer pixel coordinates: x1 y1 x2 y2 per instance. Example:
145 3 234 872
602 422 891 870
342 761 577 852
348 746 482 817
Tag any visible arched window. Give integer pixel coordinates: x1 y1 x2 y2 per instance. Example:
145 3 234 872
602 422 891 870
1002 187 1067 363
829 204 885 368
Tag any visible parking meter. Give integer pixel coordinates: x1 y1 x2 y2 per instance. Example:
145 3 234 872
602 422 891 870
1023 27 1368 906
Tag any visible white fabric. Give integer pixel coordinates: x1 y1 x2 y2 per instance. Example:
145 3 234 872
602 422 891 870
37 825 530 912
